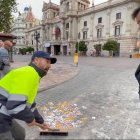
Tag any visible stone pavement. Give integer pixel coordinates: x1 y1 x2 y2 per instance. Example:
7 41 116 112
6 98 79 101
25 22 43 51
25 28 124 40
11 60 80 92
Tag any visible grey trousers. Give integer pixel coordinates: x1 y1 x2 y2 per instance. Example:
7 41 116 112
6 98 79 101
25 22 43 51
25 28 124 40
0 66 11 79
0 120 25 140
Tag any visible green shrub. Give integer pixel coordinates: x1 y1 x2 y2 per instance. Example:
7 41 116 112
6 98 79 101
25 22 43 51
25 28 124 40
26 47 34 53
19 48 27 55
102 39 118 56
75 41 87 55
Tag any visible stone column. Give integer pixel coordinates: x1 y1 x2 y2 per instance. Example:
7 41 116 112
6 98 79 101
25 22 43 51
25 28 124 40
51 45 54 55
106 9 111 38
69 17 72 40
125 3 133 35
61 19 65 41
41 25 46 50
90 14 94 40
50 24 53 41
67 43 70 55
60 44 63 55
72 17 78 39
47 26 50 41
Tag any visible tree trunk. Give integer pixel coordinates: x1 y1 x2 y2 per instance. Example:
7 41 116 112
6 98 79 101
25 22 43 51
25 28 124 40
109 50 113 57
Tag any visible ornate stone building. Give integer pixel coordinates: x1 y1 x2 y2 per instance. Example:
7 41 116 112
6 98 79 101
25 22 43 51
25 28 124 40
41 0 140 56
11 6 41 53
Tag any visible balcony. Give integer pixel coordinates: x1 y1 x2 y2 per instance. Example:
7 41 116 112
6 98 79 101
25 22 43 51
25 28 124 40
59 12 67 19
66 10 78 17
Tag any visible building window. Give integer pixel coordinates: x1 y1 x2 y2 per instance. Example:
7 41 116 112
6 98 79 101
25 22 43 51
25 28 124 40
30 23 32 28
84 5 85 9
55 27 61 40
84 21 87 27
98 17 102 23
115 25 120 36
78 2 80 10
97 28 102 38
66 31 69 40
83 31 87 39
116 13 121 20
53 12 56 17
67 2 69 11
66 23 69 29
44 13 47 19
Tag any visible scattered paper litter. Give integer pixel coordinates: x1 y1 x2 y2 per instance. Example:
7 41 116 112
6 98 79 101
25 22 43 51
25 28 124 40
82 106 87 109
38 101 88 130
92 117 96 120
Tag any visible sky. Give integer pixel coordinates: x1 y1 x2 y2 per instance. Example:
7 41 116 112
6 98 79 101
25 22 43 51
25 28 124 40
15 0 108 19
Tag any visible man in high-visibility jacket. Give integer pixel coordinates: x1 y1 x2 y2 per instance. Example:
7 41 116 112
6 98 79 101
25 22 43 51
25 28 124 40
0 51 57 140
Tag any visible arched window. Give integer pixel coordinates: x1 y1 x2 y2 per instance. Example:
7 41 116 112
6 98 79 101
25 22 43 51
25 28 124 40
66 2 70 11
55 27 61 39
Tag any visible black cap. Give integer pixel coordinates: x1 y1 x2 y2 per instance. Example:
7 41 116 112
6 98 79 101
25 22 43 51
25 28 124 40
31 51 57 64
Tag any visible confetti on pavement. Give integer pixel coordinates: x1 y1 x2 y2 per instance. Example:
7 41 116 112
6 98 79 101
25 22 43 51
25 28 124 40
82 106 87 110
38 101 88 130
92 117 96 120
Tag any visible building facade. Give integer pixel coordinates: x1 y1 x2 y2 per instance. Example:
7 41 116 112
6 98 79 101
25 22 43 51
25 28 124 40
41 0 140 56
11 6 41 54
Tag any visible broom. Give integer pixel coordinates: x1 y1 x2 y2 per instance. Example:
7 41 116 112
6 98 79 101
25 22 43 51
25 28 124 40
35 122 68 136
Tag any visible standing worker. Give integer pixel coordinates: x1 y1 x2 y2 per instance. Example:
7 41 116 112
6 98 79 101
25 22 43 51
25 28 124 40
0 40 4 48
0 40 12 78
0 51 57 140
74 50 79 67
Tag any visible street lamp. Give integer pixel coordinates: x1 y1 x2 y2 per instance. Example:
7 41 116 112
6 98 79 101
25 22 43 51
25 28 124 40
34 31 40 51
78 32 81 53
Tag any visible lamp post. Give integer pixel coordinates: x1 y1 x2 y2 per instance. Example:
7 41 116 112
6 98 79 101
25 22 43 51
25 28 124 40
10 38 17 62
34 31 40 51
78 32 81 53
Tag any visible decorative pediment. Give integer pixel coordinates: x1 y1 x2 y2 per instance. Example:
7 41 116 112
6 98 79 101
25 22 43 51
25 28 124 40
82 27 89 31
95 24 104 29
112 20 123 26
42 2 59 12
81 0 90 4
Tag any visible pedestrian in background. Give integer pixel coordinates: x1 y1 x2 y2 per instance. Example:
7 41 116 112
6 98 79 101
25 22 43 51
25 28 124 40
74 50 79 67
132 7 140 99
0 40 4 48
0 40 12 78
0 51 57 140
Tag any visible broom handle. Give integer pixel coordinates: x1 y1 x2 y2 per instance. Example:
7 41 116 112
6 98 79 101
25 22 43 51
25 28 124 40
35 122 60 131
35 122 52 130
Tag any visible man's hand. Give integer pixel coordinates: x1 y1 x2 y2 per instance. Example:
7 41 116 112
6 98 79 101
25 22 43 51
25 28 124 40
30 122 50 130
27 120 51 130
38 123 50 130
40 124 59 131
27 119 36 126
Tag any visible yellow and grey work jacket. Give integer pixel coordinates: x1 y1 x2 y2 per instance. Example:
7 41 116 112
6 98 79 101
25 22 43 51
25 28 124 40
0 64 45 133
